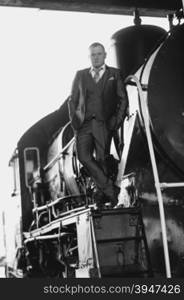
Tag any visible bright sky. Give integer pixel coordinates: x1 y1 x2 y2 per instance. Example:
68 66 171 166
0 6 169 257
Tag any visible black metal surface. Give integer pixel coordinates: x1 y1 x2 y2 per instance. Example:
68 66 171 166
18 98 70 164
18 98 71 231
0 0 182 17
120 23 184 277
111 25 167 79
93 208 152 277
142 202 184 277
148 24 184 174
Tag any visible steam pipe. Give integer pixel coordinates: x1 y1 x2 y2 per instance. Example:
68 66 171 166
24 233 69 244
32 194 85 213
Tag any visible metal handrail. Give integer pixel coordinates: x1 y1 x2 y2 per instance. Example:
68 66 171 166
43 137 75 172
160 182 184 189
32 193 86 213
125 74 171 278
24 232 71 244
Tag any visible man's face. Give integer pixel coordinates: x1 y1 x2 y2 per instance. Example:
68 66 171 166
89 45 106 69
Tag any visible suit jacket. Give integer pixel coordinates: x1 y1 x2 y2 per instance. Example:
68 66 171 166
68 65 128 131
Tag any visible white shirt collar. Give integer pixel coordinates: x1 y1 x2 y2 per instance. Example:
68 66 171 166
89 65 106 80
90 64 106 74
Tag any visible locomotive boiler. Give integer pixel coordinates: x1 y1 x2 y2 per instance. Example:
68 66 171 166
6 20 184 278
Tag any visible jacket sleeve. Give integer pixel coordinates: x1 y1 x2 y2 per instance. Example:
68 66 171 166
68 71 80 121
109 70 128 131
116 70 128 122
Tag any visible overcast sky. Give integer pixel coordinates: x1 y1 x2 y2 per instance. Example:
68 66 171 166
0 6 169 257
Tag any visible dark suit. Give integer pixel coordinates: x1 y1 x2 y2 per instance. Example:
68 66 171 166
68 65 128 202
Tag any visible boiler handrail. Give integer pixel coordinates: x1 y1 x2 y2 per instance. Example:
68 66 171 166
125 74 171 278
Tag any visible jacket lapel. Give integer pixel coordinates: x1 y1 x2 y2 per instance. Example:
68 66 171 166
77 69 90 122
81 68 89 98
102 65 111 94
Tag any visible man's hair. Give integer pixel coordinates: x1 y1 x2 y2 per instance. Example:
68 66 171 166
89 42 106 52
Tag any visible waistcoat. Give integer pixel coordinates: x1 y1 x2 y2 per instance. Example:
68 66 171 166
84 72 106 121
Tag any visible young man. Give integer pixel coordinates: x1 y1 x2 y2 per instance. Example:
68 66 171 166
68 42 128 207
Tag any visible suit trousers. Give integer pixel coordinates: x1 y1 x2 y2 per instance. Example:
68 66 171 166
76 119 115 198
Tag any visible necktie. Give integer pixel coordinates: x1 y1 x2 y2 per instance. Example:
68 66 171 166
94 69 101 83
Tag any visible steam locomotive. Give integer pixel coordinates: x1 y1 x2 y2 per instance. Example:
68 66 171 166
6 18 184 278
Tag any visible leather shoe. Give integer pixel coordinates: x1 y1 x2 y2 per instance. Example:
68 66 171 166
93 190 106 209
106 185 120 208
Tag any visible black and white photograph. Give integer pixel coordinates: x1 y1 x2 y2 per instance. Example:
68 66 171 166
0 0 184 297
